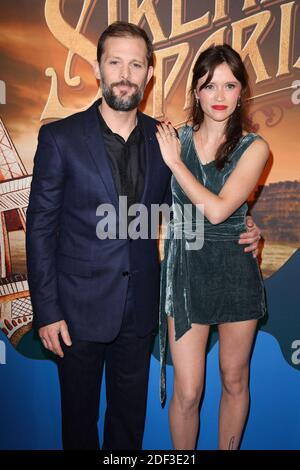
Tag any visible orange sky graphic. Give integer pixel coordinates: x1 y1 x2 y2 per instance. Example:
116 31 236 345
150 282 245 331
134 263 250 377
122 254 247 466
0 0 299 183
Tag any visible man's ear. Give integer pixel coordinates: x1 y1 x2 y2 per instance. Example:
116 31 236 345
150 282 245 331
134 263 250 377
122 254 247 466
93 60 101 80
146 66 154 85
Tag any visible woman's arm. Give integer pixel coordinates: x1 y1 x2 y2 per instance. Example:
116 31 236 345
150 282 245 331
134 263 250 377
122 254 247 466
156 123 269 225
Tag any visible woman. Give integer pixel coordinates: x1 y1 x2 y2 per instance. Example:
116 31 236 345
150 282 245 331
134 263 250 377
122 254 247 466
157 44 269 450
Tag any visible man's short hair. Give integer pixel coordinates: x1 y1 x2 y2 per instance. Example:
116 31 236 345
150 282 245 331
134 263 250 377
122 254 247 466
97 21 153 67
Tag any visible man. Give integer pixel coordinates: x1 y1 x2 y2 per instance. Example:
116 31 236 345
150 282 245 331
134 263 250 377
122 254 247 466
26 22 261 450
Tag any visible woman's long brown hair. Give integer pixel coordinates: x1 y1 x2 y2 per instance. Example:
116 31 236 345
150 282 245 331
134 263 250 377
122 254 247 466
189 44 253 170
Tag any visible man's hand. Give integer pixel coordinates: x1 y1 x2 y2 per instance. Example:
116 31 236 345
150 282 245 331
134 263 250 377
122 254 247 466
39 320 72 358
238 215 262 258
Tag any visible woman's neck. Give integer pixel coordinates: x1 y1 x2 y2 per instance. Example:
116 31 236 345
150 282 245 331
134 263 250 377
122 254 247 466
198 117 227 144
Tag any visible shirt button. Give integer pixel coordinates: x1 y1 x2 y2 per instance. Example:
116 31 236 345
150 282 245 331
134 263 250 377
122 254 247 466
122 271 130 277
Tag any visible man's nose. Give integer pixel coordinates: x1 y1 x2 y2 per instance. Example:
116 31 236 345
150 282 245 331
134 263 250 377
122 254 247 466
120 64 130 80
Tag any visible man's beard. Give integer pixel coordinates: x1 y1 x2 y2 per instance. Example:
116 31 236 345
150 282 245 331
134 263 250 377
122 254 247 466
100 74 147 111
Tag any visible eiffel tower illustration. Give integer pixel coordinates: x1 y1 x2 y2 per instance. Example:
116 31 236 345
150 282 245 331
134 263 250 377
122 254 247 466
0 117 33 347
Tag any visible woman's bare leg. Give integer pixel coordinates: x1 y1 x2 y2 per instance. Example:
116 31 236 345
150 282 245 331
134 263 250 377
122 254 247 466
168 318 210 449
218 319 258 450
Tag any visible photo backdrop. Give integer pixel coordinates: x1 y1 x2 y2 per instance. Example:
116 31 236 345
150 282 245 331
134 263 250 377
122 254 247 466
0 0 300 449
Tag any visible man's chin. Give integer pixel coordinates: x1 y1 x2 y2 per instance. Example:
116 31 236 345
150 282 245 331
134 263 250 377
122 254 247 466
102 88 143 111
109 99 139 112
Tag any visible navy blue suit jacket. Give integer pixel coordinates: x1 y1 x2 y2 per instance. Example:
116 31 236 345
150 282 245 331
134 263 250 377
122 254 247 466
26 100 172 342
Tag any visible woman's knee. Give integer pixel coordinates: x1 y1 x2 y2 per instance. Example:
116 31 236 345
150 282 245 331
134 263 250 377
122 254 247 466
220 366 249 396
172 382 203 413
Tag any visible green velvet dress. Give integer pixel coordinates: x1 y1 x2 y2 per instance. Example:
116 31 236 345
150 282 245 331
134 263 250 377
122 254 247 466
159 125 266 403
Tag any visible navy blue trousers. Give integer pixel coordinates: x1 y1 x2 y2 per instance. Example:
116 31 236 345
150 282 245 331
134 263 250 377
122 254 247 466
56 281 154 450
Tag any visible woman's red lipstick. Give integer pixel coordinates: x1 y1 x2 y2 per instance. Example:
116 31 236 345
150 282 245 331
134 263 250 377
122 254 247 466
212 105 228 110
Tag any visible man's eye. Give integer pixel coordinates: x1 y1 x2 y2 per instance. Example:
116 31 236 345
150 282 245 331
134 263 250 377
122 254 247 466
132 63 142 68
109 61 118 65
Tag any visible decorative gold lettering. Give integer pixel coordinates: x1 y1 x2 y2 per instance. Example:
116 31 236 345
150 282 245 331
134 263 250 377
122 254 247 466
170 0 210 38
42 67 101 121
41 0 300 121
242 0 259 10
108 0 120 24
277 2 296 76
42 0 99 120
294 56 300 69
128 0 167 43
232 11 272 82
243 0 281 11
153 43 190 118
213 0 229 23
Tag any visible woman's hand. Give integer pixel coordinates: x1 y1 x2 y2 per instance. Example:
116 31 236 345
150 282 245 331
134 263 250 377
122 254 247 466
156 121 181 169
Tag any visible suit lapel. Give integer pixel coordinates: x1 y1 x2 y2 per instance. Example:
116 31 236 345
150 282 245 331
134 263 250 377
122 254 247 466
82 102 159 210
82 100 119 208
138 112 157 206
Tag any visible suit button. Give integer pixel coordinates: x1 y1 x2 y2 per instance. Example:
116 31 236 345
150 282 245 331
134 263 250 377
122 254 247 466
122 271 130 277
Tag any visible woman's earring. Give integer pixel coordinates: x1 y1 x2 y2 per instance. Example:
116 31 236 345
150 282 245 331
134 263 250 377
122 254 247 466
237 98 241 107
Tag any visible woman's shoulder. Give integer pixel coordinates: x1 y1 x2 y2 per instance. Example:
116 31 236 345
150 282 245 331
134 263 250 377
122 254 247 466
241 131 267 145
237 132 269 162
238 132 269 152
177 123 192 132
177 123 193 140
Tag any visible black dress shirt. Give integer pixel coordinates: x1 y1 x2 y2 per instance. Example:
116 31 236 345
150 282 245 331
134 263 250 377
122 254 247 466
97 107 145 211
